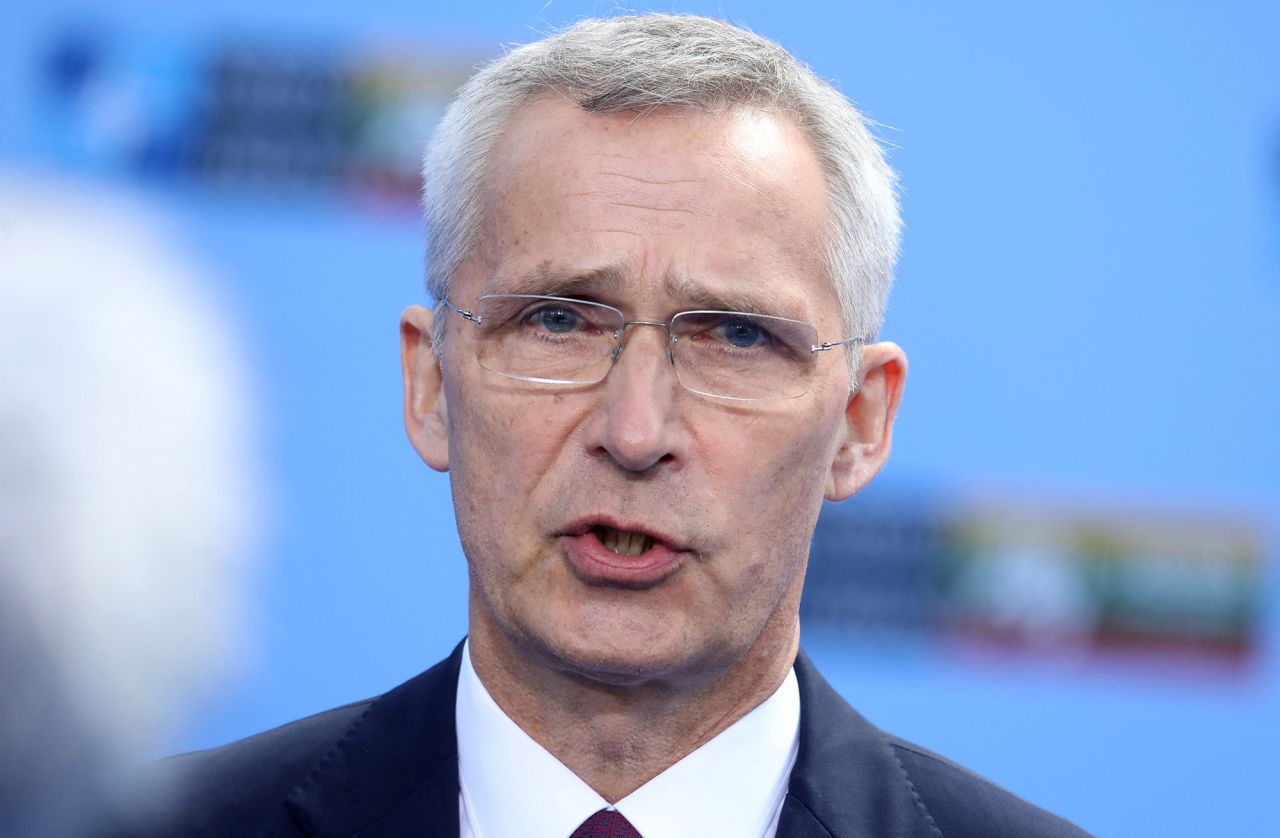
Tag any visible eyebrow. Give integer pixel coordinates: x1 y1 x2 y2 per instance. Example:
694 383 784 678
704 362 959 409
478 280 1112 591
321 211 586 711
489 264 809 322
664 274 808 322
490 264 629 299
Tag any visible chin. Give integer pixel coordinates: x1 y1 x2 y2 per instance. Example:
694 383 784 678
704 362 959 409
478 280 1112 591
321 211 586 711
541 620 731 688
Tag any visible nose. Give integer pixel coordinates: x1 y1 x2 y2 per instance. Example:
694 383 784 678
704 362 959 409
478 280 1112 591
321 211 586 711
591 322 682 473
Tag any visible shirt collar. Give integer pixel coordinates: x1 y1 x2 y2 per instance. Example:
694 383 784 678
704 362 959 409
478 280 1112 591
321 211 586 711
456 640 800 838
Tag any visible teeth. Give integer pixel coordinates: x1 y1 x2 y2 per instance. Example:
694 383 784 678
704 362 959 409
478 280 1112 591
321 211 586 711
594 526 655 556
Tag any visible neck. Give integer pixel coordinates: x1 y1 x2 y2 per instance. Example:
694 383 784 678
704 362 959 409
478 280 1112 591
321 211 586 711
466 602 800 803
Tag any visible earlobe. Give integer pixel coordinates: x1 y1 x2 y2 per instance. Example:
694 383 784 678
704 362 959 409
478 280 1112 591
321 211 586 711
400 305 451 472
826 342 907 501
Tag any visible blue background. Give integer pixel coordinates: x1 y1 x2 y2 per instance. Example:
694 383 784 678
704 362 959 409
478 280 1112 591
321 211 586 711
4 2 1278 835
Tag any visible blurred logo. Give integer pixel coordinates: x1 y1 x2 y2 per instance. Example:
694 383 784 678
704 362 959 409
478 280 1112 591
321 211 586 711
39 29 478 207
804 492 1265 668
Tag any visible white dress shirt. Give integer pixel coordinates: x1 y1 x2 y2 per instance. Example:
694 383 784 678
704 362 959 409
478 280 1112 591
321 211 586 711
456 642 800 838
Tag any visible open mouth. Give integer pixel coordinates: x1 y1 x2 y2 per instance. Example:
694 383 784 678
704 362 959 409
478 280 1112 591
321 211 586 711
561 520 684 588
593 524 656 556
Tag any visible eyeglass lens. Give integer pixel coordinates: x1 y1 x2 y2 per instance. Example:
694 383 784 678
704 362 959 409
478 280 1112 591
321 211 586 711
468 295 820 400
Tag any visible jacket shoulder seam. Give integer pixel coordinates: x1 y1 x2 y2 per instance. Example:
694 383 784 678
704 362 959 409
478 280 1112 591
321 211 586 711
285 700 379 831
883 735 944 838
890 738 1017 792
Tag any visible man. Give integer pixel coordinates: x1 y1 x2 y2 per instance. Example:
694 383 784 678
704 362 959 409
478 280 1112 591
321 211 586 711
118 14 1090 838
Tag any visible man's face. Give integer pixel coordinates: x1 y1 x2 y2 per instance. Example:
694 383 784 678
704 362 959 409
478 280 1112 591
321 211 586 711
403 98 902 687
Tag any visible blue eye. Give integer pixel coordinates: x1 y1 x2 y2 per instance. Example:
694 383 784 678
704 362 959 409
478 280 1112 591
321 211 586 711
716 317 767 348
529 306 581 333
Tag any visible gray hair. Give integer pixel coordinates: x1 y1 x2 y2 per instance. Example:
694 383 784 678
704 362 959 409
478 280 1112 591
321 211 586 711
422 14 900 379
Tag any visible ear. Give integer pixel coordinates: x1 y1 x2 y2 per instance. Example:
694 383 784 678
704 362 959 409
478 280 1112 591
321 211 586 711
826 341 907 501
400 305 450 472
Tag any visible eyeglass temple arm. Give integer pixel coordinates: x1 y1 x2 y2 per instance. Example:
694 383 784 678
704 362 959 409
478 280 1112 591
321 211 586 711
811 336 864 354
441 299 483 324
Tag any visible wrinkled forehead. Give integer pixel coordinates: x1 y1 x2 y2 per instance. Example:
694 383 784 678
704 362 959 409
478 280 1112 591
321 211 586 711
484 96 819 204
464 98 834 321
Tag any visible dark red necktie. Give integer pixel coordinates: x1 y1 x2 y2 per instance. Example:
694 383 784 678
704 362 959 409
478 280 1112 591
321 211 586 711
570 808 642 838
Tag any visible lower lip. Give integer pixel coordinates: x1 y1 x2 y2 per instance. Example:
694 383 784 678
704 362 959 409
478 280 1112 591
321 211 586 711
561 531 684 588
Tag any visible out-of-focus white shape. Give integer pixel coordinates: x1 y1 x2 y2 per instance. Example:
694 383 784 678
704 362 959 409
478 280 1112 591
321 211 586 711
0 170 261 796
968 543 1097 641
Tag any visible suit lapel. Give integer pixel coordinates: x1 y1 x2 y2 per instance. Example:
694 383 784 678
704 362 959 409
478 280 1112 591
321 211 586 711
281 644 938 838
777 652 940 838
285 643 465 838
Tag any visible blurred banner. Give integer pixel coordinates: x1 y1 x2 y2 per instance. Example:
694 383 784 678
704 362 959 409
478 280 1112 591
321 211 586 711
805 492 1265 668
38 28 477 207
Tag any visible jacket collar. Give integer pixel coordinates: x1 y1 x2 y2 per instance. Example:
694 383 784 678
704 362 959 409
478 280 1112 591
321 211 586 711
779 651 940 837
284 644 938 838
284 644 464 838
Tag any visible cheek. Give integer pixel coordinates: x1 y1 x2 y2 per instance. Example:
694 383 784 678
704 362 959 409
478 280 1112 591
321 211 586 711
443 378 519 573
444 380 577 559
700 413 839 587
716 414 836 514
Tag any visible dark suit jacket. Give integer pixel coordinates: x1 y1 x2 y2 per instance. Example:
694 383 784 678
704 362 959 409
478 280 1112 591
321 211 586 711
115 643 1090 837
